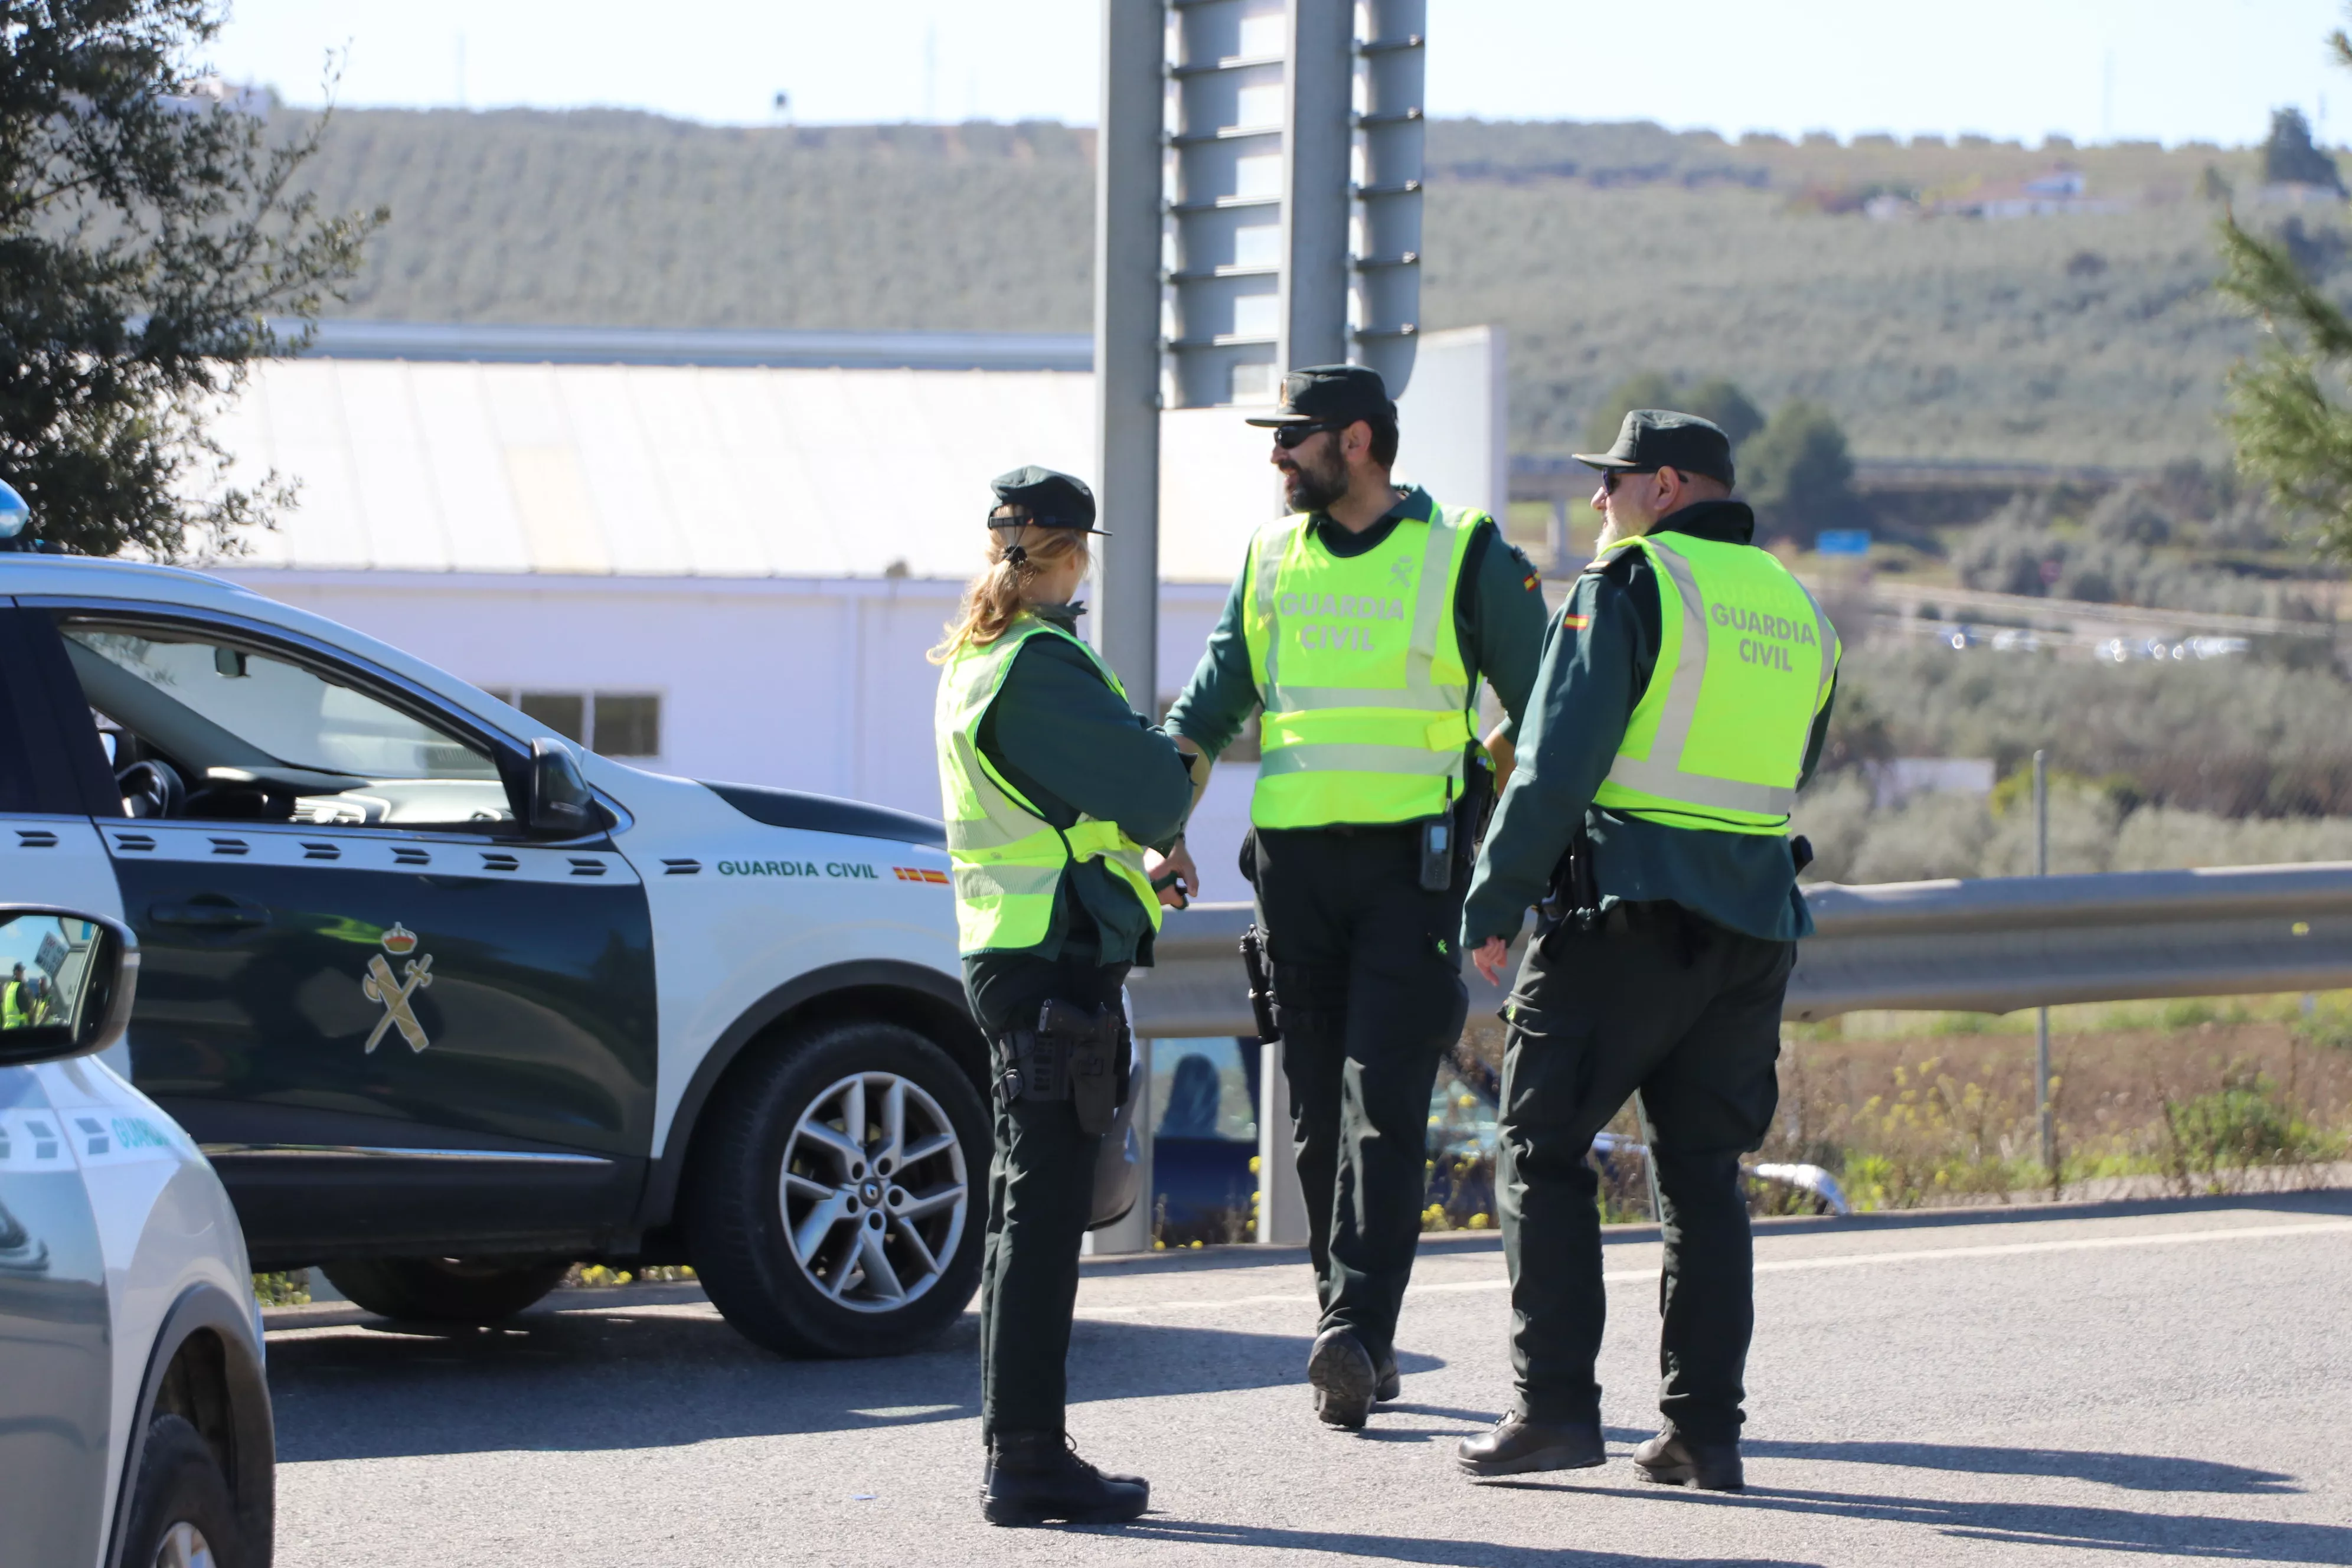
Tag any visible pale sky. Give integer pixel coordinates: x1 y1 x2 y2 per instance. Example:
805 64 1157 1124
215 0 2347 149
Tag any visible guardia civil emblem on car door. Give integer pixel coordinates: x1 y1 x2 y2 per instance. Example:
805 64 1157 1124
363 923 434 1054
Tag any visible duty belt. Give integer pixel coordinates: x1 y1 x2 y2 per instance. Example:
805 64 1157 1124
994 997 1129 1136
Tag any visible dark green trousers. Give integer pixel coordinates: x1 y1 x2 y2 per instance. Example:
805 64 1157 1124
1252 823 1468 1360
974 954 1127 1442
1498 902 1792 1442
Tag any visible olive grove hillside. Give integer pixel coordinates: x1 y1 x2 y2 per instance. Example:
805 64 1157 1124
288 110 2331 468
1788 643 2352 886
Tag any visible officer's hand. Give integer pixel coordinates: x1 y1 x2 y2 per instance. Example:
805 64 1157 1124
1471 936 1510 988
1148 841 1197 907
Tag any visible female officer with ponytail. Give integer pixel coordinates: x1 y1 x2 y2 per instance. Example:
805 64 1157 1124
931 466 1195 1527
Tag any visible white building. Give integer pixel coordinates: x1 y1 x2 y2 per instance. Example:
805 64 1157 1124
208 322 1507 902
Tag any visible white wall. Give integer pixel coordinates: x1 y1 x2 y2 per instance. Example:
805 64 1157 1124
1394 325 1509 521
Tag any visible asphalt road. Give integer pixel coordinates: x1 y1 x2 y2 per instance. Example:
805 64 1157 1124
264 1191 2352 1567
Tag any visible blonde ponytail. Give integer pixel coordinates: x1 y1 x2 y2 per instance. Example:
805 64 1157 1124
929 525 1093 662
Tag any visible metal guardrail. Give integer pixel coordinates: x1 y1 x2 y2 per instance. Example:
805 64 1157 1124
1790 862 2352 1018
1126 862 2352 1038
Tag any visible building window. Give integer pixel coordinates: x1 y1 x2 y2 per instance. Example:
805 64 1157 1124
486 689 663 759
593 694 661 759
517 692 586 745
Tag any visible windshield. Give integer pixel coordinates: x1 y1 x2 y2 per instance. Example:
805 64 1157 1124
63 622 513 829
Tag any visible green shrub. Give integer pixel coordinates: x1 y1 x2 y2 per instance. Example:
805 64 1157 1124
251 1271 311 1307
2160 1064 2342 1193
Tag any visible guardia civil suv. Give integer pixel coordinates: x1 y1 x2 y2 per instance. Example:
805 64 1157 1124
0 553 1074 1359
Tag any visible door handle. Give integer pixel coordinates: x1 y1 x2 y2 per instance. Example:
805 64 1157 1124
149 897 271 931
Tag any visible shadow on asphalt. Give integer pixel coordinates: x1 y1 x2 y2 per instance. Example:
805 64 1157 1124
1118 1518 1819 1567
1589 1482 2352 1564
1732 1439 2296 1495
1588 1427 2296 1497
1479 1478 2348 1563
268 1307 1438 1463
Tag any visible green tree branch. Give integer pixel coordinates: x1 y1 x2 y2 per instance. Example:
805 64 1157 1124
2 1 385 557
2214 5 2352 564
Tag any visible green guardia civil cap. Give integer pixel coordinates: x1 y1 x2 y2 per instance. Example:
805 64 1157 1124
988 465 1105 534
1244 364 1396 428
1574 410 1735 488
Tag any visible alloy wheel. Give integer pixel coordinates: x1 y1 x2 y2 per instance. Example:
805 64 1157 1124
779 1070 968 1312
154 1523 216 1568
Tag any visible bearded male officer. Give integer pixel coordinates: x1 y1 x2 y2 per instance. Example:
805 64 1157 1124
1157 365 1547 1429
1454 410 1839 1489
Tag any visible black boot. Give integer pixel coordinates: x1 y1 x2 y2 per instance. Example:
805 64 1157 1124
1373 1346 1401 1404
1455 1414 1607 1478
1633 1425 1743 1492
1307 1327 1377 1429
981 1432 1149 1526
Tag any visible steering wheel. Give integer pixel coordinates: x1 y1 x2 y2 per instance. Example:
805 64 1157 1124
117 759 187 820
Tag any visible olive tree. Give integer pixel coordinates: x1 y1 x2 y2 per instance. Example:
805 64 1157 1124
1 1 382 556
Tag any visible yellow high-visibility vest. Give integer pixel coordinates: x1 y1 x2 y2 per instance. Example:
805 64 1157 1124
934 614 1161 955
1590 533 1840 834
1240 504 1483 828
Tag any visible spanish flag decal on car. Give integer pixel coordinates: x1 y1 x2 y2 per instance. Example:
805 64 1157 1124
893 866 950 885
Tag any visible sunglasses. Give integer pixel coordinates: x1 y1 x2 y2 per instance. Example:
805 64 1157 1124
1271 421 1342 450
1600 467 1665 495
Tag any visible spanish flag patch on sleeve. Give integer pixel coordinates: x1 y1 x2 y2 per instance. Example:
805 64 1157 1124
1562 613 1591 630
1522 570 1541 592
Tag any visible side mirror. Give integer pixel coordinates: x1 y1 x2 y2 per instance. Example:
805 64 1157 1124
0 910 137 1068
525 737 598 838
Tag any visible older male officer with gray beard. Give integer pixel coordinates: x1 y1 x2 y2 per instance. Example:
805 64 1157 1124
1454 410 1840 1491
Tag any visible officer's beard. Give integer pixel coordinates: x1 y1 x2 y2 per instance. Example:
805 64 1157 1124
1279 445 1349 515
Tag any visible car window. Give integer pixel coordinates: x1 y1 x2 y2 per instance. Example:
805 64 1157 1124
60 620 515 829
0 667 31 815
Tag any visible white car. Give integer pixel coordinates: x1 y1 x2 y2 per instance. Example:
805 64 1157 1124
1 906 275 1568
0 553 1136 1361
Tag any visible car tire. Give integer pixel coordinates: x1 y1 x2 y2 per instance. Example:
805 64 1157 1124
687 1019 988 1358
120 1413 246 1568
321 1256 571 1322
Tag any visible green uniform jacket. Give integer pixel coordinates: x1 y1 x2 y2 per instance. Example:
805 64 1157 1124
962 603 1195 1029
1163 485 1551 765
1462 500 1837 948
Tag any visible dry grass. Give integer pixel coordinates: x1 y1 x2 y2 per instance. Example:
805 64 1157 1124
1776 996 2352 1206
1425 992 2352 1229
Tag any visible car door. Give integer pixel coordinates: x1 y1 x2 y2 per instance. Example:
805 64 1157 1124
15 600 658 1263
0 1059 110 1568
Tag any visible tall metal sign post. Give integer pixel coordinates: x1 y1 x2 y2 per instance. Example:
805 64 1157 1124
2034 749 2056 1183
1351 0 1426 394
1093 0 1169 720
1090 0 1426 1249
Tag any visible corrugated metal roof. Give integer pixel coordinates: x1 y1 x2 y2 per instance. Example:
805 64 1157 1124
282 320 1093 372
210 327 1498 585
213 358 1279 582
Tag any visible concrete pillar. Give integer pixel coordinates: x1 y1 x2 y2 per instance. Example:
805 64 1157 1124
1256 1040 1310 1243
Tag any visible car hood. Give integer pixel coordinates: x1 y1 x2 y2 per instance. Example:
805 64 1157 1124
697 780 946 848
